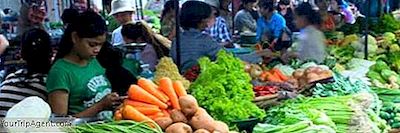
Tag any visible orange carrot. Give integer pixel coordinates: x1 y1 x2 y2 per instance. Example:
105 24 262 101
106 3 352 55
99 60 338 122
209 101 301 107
159 90 169 101
162 109 170 117
173 81 187 97
166 101 172 107
124 99 159 108
265 72 283 82
147 112 165 120
128 85 168 109
122 105 155 127
138 78 169 103
114 110 123 121
272 68 288 81
135 106 162 115
159 77 181 109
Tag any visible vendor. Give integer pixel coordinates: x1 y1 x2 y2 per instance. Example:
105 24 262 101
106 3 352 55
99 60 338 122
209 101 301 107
121 21 170 71
293 3 326 63
316 0 336 31
234 0 258 33
256 1 288 51
110 0 136 46
0 28 51 117
171 1 271 73
47 11 121 119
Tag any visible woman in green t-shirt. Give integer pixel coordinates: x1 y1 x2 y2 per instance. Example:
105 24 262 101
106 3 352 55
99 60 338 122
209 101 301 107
47 11 123 119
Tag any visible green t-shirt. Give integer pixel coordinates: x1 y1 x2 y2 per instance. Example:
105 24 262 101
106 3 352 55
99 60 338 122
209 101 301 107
47 58 112 119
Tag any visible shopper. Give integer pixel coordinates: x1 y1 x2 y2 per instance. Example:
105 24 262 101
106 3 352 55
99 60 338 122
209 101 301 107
316 0 336 31
121 21 170 71
294 3 326 63
204 0 233 47
18 0 47 36
234 0 258 33
0 28 52 117
278 0 297 32
97 42 137 96
47 11 121 119
160 0 176 40
110 0 136 46
171 1 272 73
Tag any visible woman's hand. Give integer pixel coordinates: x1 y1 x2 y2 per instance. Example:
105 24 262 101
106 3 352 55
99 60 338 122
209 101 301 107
99 92 123 110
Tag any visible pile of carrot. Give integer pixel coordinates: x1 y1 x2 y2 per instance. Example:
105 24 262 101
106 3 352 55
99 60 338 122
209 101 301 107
114 77 230 133
259 68 289 83
114 77 187 126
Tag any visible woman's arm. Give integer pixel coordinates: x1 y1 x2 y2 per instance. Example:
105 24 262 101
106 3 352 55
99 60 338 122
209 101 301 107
0 34 9 55
48 90 120 117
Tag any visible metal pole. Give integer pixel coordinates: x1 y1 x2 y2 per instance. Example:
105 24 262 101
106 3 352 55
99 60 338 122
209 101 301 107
87 0 91 9
135 0 140 20
364 0 370 60
139 0 144 19
174 0 181 70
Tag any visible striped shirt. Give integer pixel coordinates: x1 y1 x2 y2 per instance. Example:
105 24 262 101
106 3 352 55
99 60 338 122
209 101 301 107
0 69 47 117
206 16 232 43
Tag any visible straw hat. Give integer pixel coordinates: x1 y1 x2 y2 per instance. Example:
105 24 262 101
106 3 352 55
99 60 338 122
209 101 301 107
109 0 136 16
203 0 220 8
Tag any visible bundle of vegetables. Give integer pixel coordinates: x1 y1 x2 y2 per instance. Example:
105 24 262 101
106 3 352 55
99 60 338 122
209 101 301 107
115 78 230 133
154 57 191 88
263 93 389 133
370 14 400 34
64 120 162 133
253 85 278 97
373 87 400 128
340 58 375 85
115 78 188 124
367 60 400 89
190 50 266 126
311 73 370 97
253 120 336 133
387 51 400 73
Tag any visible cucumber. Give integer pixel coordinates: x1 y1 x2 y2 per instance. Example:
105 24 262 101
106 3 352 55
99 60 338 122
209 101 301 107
392 122 400 128
380 112 392 120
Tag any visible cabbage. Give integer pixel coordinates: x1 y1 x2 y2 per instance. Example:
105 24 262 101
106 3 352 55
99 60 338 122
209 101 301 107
351 35 378 56
274 64 295 76
383 32 396 43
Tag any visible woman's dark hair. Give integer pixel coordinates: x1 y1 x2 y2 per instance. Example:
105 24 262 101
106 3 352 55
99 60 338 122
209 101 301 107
55 10 107 60
61 8 79 25
258 0 275 12
295 2 322 25
278 0 290 6
180 1 212 30
121 22 169 59
21 28 52 74
160 0 175 22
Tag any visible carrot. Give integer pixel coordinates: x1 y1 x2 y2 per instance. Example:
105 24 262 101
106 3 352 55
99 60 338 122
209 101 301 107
114 110 123 121
159 77 181 110
265 72 283 82
159 90 170 101
124 99 159 108
272 68 289 81
138 78 169 103
122 105 155 127
162 109 170 117
128 85 168 109
135 106 162 115
147 112 165 120
166 101 172 107
173 81 187 97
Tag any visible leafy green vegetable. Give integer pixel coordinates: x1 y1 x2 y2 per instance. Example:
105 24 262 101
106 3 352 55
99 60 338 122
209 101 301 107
367 71 386 83
190 50 266 126
311 73 370 97
370 60 390 73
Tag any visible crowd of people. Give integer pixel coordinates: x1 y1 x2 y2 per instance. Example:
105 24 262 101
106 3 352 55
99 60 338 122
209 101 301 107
0 0 398 120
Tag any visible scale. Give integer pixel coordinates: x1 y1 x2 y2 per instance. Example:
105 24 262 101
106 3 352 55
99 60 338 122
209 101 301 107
118 42 147 61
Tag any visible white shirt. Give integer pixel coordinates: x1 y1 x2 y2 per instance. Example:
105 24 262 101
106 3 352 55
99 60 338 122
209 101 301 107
111 26 124 46
297 25 326 63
